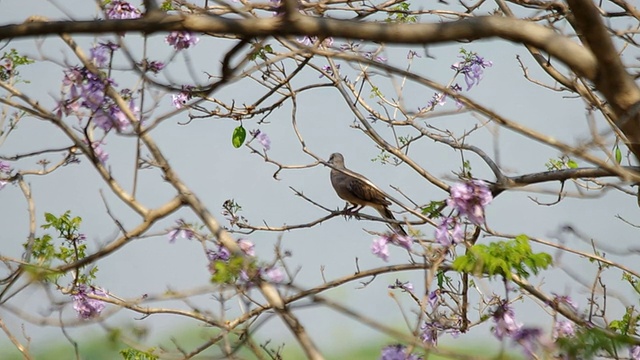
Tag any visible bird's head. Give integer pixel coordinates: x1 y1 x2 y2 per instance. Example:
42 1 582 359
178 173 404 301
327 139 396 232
328 153 345 167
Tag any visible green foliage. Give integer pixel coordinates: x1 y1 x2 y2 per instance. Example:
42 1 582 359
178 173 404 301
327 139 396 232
615 145 623 164
160 0 173 11
556 327 635 359
120 348 158 360
1 48 34 82
25 211 96 285
232 125 246 148
210 255 249 284
249 43 274 61
609 306 638 336
369 86 382 99
422 200 446 218
462 160 472 177
623 272 640 295
385 2 417 23
452 235 552 279
545 156 578 170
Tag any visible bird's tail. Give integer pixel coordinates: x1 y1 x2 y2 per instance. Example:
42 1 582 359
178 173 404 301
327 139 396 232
376 206 408 236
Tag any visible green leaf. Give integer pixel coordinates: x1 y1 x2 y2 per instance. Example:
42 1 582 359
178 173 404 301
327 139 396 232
452 234 552 280
567 159 578 169
160 0 173 11
120 348 158 360
232 125 246 148
615 146 622 164
421 200 445 217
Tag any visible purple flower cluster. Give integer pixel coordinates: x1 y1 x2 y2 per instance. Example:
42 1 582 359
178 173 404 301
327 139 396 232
447 180 492 225
166 31 200 50
297 36 333 47
319 64 340 78
90 42 119 67
379 344 422 360
0 160 10 174
72 285 107 319
434 180 492 246
207 238 285 285
492 302 521 340
171 85 194 109
88 141 109 164
57 65 139 134
105 0 141 19
371 233 412 262
167 219 195 243
434 216 462 246
451 52 493 91
250 129 271 151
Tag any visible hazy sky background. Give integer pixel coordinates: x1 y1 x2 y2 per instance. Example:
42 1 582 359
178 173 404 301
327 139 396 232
1 0 639 358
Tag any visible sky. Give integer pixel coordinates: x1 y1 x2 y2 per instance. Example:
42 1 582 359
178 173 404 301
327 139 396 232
1 0 639 358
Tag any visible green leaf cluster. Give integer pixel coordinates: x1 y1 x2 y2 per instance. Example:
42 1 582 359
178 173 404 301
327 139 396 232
385 2 417 23
556 327 636 359
1 49 34 82
210 255 254 285
120 348 158 360
249 43 274 61
545 156 578 170
421 200 445 218
25 211 97 284
609 306 638 337
452 235 552 279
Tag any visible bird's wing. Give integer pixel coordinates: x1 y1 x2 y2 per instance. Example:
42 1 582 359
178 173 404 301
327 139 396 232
344 173 392 206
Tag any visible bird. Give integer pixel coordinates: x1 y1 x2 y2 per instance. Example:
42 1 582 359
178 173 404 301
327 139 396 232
328 152 407 236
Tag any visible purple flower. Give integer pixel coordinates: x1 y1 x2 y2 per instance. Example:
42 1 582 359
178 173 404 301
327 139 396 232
166 31 199 50
435 217 463 246
427 290 439 309
72 285 107 319
262 267 285 283
447 180 492 225
391 234 413 250
0 161 10 174
88 141 109 164
513 327 542 357
90 42 119 67
553 320 575 339
106 0 141 19
319 64 340 78
256 131 271 151
379 344 422 360
427 92 446 108
371 236 390 261
146 60 165 74
551 293 579 312
451 53 492 90
207 245 231 262
630 345 640 360
420 322 440 346
238 238 255 257
492 302 522 340
297 36 315 46
93 102 136 132
388 279 414 293
167 220 195 243
171 86 194 109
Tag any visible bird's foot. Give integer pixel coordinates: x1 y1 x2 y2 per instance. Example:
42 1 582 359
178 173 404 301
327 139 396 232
341 205 361 220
